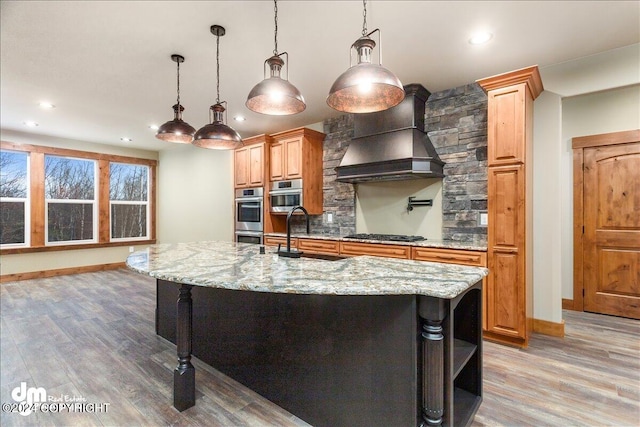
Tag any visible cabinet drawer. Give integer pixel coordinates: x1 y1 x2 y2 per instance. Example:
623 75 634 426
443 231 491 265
264 236 297 248
339 242 410 259
411 248 487 267
298 238 340 254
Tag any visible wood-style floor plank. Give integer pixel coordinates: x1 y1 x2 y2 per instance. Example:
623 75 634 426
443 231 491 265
1 269 639 426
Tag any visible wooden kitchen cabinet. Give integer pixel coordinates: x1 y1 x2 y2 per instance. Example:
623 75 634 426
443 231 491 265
264 235 297 249
298 238 340 254
267 128 325 220
339 241 411 259
478 66 542 348
269 127 324 182
234 135 271 188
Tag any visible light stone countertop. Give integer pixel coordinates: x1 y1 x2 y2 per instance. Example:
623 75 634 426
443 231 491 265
264 232 488 252
126 241 488 299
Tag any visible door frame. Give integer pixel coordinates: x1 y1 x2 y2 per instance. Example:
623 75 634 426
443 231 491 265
571 129 640 311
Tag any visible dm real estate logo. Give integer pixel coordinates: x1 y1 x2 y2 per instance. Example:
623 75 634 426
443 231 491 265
11 382 46 416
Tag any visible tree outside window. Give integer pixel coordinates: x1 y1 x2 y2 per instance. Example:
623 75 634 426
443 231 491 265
110 162 149 240
45 155 97 244
0 150 29 246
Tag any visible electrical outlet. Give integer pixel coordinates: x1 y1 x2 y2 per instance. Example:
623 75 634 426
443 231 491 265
129 246 135 253
327 213 333 223
479 213 488 227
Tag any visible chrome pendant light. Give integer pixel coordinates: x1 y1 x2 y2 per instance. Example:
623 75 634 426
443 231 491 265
327 0 404 113
193 25 243 150
245 0 306 115
156 54 196 143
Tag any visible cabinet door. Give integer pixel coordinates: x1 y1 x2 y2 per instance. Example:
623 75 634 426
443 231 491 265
270 142 284 181
339 242 410 259
284 138 302 179
487 164 525 338
487 84 526 166
234 148 249 188
248 144 264 186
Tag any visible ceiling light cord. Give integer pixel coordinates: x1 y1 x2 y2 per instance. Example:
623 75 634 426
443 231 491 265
362 0 367 36
273 0 278 56
176 59 181 107
216 31 221 104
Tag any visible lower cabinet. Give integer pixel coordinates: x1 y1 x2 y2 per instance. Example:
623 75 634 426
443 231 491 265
264 236 297 249
339 241 411 259
297 238 339 254
419 281 483 426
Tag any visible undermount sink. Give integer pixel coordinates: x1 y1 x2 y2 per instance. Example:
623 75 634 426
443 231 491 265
299 253 346 261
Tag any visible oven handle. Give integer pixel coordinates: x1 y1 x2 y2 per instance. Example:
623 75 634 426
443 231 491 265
269 189 302 196
235 230 263 237
235 197 264 203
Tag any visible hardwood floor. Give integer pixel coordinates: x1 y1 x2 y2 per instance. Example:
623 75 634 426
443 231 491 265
1 269 638 426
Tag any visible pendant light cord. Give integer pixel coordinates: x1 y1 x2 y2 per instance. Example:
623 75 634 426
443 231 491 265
273 0 278 55
216 32 221 104
362 0 367 36
176 59 181 107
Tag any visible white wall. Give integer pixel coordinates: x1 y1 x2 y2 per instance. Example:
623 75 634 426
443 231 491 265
532 91 563 322
157 144 233 244
355 179 443 239
0 129 159 276
560 84 640 300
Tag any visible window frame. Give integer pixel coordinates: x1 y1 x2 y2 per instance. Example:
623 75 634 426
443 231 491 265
0 150 31 248
44 154 98 246
0 141 157 255
109 162 150 242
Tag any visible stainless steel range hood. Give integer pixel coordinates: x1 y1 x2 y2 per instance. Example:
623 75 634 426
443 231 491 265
335 83 444 183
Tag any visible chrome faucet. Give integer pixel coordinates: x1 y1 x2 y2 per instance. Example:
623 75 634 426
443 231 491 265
278 205 310 258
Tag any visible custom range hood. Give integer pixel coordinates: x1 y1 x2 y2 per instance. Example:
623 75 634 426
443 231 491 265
336 83 444 183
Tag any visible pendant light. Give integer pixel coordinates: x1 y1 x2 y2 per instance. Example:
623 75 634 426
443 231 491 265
193 25 243 150
156 54 196 143
245 0 306 115
327 0 404 114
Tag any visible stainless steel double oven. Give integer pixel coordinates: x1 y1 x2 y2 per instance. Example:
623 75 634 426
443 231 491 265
234 187 263 244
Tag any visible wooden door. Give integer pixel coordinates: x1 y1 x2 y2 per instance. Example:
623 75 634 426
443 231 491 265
234 148 248 188
284 138 302 179
270 141 284 181
582 141 640 319
248 144 263 186
486 164 525 338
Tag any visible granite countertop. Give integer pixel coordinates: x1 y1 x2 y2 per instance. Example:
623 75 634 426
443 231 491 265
126 241 488 299
264 232 488 252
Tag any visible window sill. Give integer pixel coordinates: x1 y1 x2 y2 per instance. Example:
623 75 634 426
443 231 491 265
0 239 156 255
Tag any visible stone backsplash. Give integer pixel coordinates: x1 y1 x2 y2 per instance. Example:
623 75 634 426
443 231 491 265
425 83 488 242
289 83 488 243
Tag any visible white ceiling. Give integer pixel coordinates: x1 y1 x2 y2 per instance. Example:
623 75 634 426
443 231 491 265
1 1 639 152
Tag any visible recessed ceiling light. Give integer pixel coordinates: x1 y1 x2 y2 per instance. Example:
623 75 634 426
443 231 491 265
120 137 132 142
23 120 39 127
39 101 55 109
469 32 493 45
233 116 246 122
149 124 159 131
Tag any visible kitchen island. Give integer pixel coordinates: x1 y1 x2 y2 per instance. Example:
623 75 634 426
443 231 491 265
126 241 488 427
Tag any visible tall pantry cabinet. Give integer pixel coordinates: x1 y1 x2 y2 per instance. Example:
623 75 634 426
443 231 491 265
477 66 543 348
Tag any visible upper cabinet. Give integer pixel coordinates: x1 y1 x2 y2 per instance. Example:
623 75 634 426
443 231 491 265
269 128 322 181
269 127 325 215
234 135 271 188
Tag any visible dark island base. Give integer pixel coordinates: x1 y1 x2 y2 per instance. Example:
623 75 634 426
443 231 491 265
156 280 482 427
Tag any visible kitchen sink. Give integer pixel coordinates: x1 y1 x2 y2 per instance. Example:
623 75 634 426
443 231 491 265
299 253 346 261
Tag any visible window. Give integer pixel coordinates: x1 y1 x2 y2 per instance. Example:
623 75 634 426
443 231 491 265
45 155 97 244
0 142 156 254
110 162 149 240
0 150 29 247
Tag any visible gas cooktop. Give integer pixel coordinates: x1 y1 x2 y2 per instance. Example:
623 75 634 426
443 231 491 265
343 233 426 242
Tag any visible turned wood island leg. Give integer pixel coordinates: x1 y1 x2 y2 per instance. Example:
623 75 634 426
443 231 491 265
174 284 195 411
422 320 444 426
